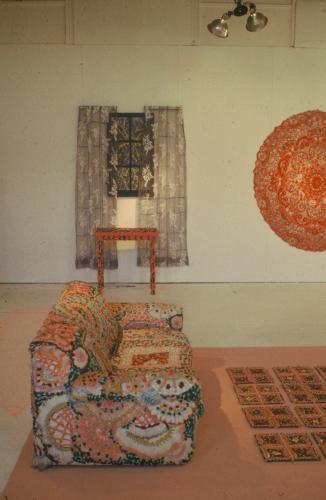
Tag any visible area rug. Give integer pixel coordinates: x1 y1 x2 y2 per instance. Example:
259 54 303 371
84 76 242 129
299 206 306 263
242 406 299 428
273 366 326 404
228 364 326 463
2 348 326 500
226 367 273 384
312 432 326 458
255 432 320 462
295 405 326 427
233 383 285 405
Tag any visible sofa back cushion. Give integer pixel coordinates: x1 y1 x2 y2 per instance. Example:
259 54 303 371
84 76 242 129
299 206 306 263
31 282 121 376
105 303 183 332
112 328 192 373
55 282 122 373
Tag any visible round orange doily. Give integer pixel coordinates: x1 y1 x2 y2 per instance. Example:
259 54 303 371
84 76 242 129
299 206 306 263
254 110 326 251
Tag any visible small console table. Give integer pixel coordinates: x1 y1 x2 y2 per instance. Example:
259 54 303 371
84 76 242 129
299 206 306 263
95 227 159 294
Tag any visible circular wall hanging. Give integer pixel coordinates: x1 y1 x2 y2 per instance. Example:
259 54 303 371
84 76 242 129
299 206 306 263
254 110 326 251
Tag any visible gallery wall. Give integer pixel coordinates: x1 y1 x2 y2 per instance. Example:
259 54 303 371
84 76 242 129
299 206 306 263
1 0 326 283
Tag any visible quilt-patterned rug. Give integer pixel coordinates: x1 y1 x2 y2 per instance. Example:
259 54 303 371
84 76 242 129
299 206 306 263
312 432 326 458
243 406 299 428
226 367 273 384
227 365 326 462
234 384 284 405
273 366 326 404
295 406 326 427
255 432 320 462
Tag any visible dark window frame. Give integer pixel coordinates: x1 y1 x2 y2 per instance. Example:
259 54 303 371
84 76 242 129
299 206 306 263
109 112 145 198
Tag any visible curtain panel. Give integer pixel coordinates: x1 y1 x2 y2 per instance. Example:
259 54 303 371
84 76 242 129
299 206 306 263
137 107 189 267
106 111 119 197
75 105 118 269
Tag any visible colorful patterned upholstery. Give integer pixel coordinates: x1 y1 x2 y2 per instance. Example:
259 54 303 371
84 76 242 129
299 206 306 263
113 328 192 371
30 281 204 469
105 302 184 332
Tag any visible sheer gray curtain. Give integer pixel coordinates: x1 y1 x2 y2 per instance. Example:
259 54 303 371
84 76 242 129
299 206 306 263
75 105 118 269
137 106 189 267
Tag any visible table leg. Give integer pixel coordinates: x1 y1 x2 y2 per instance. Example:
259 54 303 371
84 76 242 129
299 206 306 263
150 237 157 295
97 239 104 292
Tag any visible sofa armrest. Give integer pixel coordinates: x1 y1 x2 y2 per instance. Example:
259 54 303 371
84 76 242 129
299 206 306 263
105 302 183 332
29 281 120 394
30 311 80 353
30 341 73 397
29 312 107 397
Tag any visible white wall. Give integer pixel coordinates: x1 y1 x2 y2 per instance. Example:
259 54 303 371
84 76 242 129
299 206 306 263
1 1 326 283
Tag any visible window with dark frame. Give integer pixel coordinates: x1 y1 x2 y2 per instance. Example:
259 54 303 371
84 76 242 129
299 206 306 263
108 112 145 197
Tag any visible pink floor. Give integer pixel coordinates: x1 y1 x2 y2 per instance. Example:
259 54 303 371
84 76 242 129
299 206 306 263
2 347 326 500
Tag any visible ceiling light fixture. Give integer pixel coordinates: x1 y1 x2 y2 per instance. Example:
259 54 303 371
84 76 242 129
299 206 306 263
207 0 268 38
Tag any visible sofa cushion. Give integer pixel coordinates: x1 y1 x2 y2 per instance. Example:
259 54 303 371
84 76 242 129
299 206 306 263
105 303 183 331
112 328 192 372
33 311 80 351
53 281 122 374
54 282 109 340
31 282 122 384
83 318 121 374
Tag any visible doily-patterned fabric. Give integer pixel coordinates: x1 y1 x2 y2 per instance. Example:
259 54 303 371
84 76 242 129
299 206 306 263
30 281 204 469
254 110 326 251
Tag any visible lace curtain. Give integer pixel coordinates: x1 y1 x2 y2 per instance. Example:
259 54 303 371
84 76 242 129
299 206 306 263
137 107 189 267
75 105 118 269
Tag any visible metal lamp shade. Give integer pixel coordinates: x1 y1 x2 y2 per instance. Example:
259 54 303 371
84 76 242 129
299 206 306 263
207 18 229 38
246 11 268 32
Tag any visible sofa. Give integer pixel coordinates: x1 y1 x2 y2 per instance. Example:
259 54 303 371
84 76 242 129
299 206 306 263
30 281 204 469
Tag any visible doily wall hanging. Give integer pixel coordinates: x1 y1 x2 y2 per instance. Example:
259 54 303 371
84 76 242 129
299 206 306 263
254 110 326 251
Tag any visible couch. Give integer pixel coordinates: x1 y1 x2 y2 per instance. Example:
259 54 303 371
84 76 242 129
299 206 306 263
30 281 204 469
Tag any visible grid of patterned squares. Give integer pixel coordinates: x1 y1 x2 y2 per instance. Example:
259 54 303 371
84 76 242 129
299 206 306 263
227 366 326 462
255 432 322 462
274 366 326 404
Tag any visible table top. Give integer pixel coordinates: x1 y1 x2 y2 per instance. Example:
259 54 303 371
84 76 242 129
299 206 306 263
96 227 159 239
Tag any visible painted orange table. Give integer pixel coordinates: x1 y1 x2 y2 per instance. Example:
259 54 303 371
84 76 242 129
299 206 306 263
95 227 159 294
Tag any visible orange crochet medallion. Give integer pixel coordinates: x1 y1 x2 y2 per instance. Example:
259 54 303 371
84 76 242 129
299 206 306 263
254 110 326 251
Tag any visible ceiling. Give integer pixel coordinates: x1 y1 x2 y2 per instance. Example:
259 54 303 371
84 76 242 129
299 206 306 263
0 0 326 48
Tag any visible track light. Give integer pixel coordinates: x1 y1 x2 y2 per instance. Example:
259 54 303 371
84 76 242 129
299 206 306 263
207 1 268 38
207 12 232 38
246 5 268 32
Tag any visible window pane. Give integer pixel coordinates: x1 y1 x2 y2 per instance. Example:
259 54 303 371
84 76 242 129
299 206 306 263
117 117 130 141
117 167 130 191
131 143 142 166
131 167 140 191
131 116 144 140
117 142 130 165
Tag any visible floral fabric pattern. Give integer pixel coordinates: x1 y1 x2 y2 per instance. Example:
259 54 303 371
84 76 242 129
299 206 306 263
36 394 75 465
75 413 126 463
106 111 119 196
105 302 183 332
34 311 77 351
139 111 155 197
30 281 203 469
112 327 193 373
137 107 189 267
32 345 71 393
75 106 118 269
72 347 88 369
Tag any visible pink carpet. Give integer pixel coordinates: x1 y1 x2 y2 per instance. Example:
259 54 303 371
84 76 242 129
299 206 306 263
0 309 47 416
2 347 326 500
